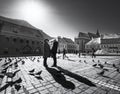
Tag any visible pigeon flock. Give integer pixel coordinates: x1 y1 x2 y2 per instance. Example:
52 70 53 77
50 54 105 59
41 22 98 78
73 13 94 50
78 58 120 77
0 55 120 93
0 56 43 92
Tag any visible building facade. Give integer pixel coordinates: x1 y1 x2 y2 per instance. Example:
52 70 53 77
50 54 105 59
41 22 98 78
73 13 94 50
0 16 50 56
75 31 100 53
100 38 120 53
58 37 79 53
85 37 101 53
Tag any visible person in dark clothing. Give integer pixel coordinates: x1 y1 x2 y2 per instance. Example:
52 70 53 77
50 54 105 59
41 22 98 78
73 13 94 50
51 39 58 67
92 48 96 58
63 48 66 59
43 39 51 67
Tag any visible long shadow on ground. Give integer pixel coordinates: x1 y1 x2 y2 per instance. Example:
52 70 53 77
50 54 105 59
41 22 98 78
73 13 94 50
57 66 96 87
45 66 75 90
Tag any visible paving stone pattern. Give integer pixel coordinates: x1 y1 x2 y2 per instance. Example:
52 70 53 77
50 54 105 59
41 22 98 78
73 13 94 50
0 55 120 94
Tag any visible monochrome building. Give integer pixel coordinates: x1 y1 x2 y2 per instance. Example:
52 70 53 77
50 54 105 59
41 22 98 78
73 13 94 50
58 36 79 53
75 30 100 53
100 38 120 53
0 16 51 56
85 37 101 53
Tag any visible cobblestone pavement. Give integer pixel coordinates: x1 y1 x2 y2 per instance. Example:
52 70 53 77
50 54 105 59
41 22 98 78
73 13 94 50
0 54 120 94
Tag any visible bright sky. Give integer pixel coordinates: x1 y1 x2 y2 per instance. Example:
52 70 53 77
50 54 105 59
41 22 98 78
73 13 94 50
0 0 120 40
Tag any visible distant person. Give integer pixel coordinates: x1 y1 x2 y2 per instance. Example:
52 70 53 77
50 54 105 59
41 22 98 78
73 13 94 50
63 48 67 59
51 39 58 67
43 39 51 67
92 48 96 58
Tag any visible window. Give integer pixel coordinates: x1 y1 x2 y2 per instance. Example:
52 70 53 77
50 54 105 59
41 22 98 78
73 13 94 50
6 37 9 41
13 38 17 42
26 40 29 44
32 41 35 44
37 42 39 44
20 39 23 43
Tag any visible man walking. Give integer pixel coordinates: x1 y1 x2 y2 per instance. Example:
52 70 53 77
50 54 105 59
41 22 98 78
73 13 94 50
43 39 50 67
63 48 66 59
51 39 58 67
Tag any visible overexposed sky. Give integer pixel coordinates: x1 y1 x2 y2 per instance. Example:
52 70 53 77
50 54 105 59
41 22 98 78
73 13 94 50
0 0 120 40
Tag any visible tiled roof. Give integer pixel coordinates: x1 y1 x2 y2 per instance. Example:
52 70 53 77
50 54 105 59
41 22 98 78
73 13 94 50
63 37 74 43
101 38 120 44
78 32 89 38
0 16 52 40
88 32 99 38
0 16 38 30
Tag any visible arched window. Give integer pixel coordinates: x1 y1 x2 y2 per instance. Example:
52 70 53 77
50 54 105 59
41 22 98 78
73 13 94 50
13 38 17 42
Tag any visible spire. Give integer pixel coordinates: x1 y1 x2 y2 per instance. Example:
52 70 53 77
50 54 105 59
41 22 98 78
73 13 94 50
96 29 100 37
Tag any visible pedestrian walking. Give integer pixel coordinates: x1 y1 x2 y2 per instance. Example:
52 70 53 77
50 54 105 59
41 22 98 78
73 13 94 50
92 48 96 58
43 39 51 67
63 48 66 59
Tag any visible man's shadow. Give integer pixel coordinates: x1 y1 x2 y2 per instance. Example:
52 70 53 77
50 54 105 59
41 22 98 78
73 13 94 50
45 66 75 90
56 66 96 87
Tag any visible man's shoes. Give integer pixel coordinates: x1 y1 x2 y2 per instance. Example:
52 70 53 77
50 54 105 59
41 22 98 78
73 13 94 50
44 65 48 67
51 65 57 67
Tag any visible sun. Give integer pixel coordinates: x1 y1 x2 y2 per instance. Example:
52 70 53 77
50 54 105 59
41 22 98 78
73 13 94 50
20 0 47 24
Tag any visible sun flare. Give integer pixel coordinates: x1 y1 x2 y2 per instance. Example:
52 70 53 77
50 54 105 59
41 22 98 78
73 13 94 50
20 0 47 23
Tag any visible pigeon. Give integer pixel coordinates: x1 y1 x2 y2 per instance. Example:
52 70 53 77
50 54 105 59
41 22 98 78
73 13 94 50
104 62 107 64
21 61 25 65
116 68 120 72
1 69 7 74
92 64 97 67
98 64 104 69
5 70 20 78
0 83 10 92
8 58 12 63
35 70 42 75
113 64 117 68
14 62 18 68
14 84 21 91
6 81 16 87
103 68 109 71
29 69 35 73
84 60 87 64
98 60 100 63
5 78 22 87
37 60 40 62
29 72 35 76
35 75 43 80
0 74 4 79
98 70 105 75
2 62 9 67
15 78 22 83
1 66 9 74
92 59 95 62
